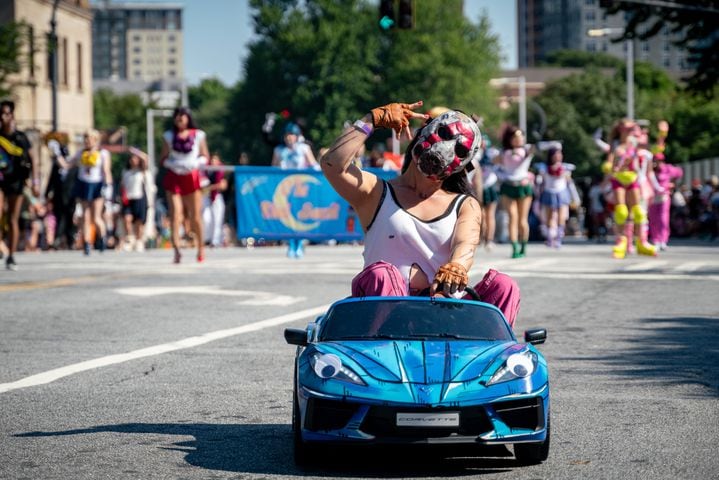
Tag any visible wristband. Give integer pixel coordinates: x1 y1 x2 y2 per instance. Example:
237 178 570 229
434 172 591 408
353 119 373 136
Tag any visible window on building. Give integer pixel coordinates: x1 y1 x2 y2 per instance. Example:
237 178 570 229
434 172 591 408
28 25 35 79
133 47 141 53
133 59 141 65
169 47 176 54
663 58 671 68
169 70 176 77
587 42 596 52
585 11 595 22
134 70 141 78
61 37 68 86
642 41 650 52
133 35 140 42
585 0 596 4
77 42 82 91
169 58 176 65
168 35 176 42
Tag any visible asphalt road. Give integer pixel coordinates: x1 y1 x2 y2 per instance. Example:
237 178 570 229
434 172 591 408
1 240 717 479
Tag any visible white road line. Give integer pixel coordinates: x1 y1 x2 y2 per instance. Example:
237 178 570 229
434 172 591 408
115 286 304 306
509 271 719 281
0 304 329 394
621 260 669 272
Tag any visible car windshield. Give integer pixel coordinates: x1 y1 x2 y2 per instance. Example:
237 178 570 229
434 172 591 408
318 298 513 342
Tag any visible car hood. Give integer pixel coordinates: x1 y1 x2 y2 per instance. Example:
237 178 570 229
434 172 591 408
321 340 514 385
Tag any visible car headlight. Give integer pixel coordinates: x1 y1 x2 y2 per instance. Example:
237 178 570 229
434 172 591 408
309 352 366 386
487 350 537 385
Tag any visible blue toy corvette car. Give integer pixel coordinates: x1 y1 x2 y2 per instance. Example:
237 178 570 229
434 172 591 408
284 295 549 466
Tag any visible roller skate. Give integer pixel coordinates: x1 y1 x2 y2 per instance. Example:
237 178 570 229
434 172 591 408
612 235 628 259
636 239 657 257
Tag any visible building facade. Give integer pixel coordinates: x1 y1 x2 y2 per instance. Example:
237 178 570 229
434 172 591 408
0 0 94 176
91 1 183 84
517 0 692 76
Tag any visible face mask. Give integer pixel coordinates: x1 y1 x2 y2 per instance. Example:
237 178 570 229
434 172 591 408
412 111 480 180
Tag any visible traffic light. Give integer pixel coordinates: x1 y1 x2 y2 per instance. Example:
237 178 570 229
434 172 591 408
379 0 395 30
398 0 414 29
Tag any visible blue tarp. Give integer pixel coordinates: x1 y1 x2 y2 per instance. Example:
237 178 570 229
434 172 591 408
234 166 398 241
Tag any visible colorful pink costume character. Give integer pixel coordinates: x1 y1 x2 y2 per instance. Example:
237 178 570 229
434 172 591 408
321 102 521 327
648 121 681 249
607 120 658 259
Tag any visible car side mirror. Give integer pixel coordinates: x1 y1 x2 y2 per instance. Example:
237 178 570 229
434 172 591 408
524 328 547 345
284 327 308 346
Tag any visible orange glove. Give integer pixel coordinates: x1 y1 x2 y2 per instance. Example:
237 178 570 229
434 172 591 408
431 262 469 296
371 102 416 138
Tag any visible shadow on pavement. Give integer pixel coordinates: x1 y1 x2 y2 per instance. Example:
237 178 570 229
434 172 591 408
16 423 521 476
590 316 719 396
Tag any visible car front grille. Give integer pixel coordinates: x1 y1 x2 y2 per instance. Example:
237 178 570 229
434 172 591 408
492 397 544 431
360 405 493 439
304 398 358 432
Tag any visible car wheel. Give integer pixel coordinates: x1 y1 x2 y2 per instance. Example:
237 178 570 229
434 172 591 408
514 418 551 465
293 394 317 467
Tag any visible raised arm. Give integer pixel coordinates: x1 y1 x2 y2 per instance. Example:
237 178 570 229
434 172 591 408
321 101 427 210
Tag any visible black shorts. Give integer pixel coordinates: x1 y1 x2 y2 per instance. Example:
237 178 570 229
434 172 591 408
122 197 147 223
0 174 27 196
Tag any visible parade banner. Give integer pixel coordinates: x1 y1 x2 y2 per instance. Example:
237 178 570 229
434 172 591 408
234 166 397 241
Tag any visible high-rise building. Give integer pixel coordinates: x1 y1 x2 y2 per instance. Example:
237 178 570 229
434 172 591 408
91 1 183 83
517 0 693 75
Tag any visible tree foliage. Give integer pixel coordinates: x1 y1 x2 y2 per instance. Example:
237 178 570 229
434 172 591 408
227 0 502 165
93 88 149 148
93 88 158 177
534 68 627 175
188 77 234 162
533 55 719 176
0 22 27 98
601 0 719 95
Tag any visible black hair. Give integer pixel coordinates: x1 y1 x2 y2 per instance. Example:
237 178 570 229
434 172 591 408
0 100 15 113
172 106 197 131
501 125 522 150
547 147 561 163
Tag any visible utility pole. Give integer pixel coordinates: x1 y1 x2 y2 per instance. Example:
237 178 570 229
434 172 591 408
49 0 60 132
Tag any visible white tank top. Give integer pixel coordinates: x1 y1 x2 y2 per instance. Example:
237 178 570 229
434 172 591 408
363 182 467 292
73 149 109 184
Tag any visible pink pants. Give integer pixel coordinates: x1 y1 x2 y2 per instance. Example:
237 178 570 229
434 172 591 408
648 197 671 244
351 261 521 327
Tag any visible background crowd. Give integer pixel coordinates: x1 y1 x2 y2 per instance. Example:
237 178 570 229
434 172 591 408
1 105 718 266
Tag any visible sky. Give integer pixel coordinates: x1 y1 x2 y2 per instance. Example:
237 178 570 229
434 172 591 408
115 0 517 86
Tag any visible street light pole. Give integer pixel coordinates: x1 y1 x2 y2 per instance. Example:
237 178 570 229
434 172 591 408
518 76 527 135
625 38 634 120
489 76 527 133
587 27 634 120
49 0 60 132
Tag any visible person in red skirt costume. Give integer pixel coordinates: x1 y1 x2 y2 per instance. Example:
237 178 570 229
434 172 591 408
160 107 210 263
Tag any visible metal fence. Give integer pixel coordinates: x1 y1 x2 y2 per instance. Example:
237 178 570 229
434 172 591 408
679 157 719 185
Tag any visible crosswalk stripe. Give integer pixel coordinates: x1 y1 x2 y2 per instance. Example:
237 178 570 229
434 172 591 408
673 261 705 272
621 260 669 272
